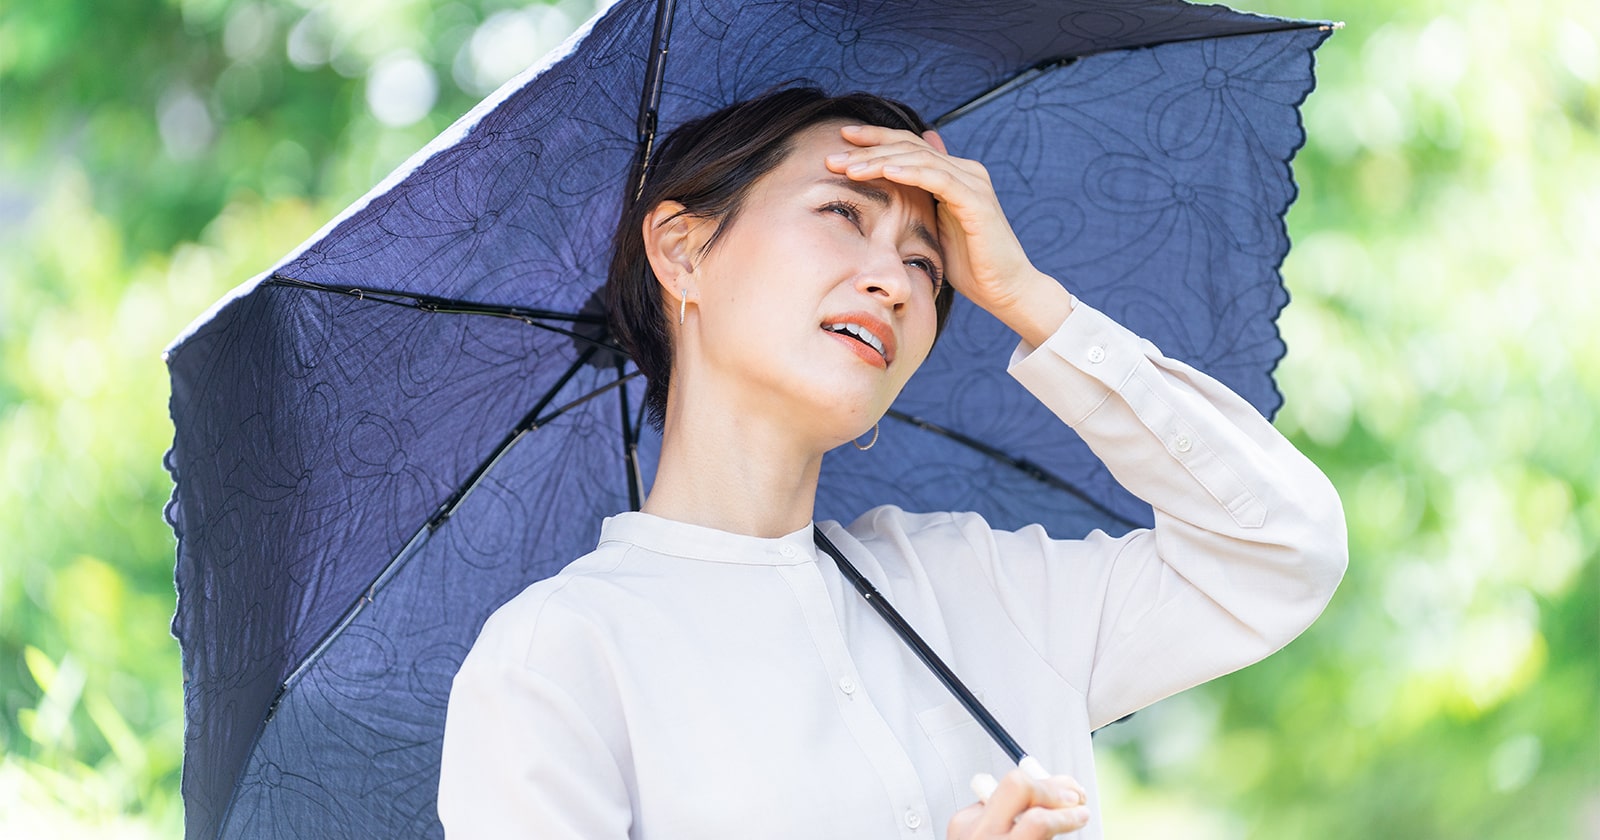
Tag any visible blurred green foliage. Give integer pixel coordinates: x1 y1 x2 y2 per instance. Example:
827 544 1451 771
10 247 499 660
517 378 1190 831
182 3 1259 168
1 0 1595 837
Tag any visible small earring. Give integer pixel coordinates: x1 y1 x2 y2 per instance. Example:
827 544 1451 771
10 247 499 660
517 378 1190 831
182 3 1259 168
853 422 879 451
679 289 687 326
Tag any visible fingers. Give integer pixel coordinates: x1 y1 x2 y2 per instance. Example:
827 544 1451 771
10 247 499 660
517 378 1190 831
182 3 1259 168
826 122 1043 314
846 159 974 208
836 122 930 148
1019 757 1086 807
832 128 986 176
987 770 1089 833
948 801 986 838
824 135 998 240
1015 803 1092 837
987 769 1079 814
830 125 986 181
953 768 1090 839
836 123 947 156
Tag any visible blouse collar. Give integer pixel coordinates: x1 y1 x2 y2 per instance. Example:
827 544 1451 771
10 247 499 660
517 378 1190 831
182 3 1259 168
599 510 819 566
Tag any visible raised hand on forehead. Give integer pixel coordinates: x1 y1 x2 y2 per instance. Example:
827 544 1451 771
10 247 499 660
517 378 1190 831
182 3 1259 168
824 124 1074 347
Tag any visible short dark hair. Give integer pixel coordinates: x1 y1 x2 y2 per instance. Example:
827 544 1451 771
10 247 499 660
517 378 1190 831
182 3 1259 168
605 87 956 429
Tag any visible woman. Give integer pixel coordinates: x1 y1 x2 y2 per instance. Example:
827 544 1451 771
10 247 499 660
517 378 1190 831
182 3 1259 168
438 88 1346 839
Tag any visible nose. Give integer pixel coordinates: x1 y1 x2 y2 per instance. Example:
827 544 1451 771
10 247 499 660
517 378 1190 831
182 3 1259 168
853 239 913 307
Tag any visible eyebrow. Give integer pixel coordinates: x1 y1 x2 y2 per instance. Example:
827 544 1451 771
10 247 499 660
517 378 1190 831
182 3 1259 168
820 177 943 261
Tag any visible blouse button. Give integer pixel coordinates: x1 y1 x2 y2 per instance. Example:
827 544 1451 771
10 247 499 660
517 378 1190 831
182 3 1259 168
1087 345 1106 364
1174 433 1193 453
838 676 856 695
903 809 923 830
779 544 796 558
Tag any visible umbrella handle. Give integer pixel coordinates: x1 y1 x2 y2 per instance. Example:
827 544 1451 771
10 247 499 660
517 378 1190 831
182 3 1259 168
812 527 1030 766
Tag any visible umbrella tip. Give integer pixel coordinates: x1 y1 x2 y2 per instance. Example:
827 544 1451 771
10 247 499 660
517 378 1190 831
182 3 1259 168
1320 21 1346 31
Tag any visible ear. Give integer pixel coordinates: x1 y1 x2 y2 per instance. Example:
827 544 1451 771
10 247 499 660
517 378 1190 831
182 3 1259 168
642 201 712 301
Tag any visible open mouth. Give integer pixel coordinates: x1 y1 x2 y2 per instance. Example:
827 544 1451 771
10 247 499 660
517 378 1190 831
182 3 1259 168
823 321 888 362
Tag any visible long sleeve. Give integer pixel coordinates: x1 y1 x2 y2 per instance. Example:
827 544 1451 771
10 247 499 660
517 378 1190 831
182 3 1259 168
992 300 1347 730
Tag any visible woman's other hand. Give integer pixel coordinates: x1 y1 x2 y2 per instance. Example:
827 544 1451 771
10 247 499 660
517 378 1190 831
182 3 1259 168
825 124 1074 347
948 768 1091 839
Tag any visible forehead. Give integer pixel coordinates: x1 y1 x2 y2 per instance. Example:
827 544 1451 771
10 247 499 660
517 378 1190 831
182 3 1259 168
784 120 860 159
766 122 937 213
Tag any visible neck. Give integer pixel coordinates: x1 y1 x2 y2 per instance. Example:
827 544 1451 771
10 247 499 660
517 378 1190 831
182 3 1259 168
640 384 830 539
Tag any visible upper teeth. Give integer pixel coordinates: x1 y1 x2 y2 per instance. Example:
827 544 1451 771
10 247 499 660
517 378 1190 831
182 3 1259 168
826 322 885 358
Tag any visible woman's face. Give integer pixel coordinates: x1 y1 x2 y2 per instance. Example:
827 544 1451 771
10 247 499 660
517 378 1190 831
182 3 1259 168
677 121 944 438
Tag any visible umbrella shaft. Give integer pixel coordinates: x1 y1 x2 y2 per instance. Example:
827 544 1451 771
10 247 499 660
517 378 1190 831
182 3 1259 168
631 0 678 200
813 528 1028 765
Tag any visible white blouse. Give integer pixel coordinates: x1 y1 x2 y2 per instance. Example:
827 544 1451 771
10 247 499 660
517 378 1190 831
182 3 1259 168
438 301 1347 839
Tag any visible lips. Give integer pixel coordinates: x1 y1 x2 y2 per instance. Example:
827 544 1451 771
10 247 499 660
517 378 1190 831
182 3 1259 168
821 313 895 367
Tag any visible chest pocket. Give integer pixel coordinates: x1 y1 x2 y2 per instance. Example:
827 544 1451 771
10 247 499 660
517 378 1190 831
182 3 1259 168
916 698 1010 805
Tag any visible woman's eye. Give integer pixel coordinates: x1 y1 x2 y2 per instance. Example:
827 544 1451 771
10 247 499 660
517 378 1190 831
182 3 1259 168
907 258 943 287
823 202 861 224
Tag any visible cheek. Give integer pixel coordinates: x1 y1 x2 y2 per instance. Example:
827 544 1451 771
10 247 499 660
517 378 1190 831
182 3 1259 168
903 306 940 368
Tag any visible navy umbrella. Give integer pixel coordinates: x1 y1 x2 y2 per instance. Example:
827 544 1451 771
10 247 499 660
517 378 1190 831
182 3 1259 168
164 0 1333 836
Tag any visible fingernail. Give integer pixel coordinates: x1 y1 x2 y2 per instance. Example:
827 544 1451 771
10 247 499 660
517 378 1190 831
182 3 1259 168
1019 755 1050 781
970 773 998 803
847 161 869 173
841 124 864 132
826 152 848 164
1072 806 1091 823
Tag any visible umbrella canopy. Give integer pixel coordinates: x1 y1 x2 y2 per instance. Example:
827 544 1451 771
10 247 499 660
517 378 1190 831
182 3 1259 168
164 0 1332 836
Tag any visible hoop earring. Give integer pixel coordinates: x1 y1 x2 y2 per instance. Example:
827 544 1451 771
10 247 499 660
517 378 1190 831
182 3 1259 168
853 423 879 451
679 290 687 326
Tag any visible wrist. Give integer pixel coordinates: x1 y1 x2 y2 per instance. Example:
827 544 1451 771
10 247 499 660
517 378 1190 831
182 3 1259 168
988 271 1074 348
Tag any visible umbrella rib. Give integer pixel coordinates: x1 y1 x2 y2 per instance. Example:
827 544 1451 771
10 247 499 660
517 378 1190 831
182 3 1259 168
247 373 651 833
265 274 612 338
276 519 436 694
265 274 626 357
883 408 1144 531
630 390 649 448
616 356 645 511
425 353 644 530
932 19 1333 127
933 59 1077 128
527 368 641 432
280 353 641 701
266 275 608 323
426 346 601 530
280 350 591 684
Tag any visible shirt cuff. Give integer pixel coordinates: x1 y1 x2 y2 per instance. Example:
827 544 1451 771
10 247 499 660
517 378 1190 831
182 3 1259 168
1007 299 1144 427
